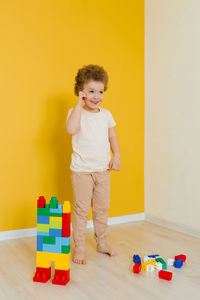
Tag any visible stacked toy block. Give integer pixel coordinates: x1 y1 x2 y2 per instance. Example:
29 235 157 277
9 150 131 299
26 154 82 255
132 253 186 281
33 196 71 285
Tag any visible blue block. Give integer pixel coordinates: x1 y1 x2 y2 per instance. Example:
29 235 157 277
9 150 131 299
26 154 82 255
174 259 183 268
148 254 160 258
133 254 141 264
56 237 70 246
43 243 62 253
49 228 62 237
37 231 49 236
50 204 63 214
37 215 49 224
37 236 43 251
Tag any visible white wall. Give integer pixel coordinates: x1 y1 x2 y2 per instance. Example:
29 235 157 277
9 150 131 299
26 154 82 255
145 0 200 237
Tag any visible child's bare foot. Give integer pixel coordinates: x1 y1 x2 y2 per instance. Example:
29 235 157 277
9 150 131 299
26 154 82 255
97 243 117 257
73 247 86 264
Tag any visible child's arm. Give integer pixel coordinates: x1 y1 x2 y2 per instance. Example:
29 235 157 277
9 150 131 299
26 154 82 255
66 92 86 135
108 127 121 170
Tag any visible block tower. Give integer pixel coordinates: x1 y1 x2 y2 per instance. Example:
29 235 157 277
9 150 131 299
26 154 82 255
33 196 71 285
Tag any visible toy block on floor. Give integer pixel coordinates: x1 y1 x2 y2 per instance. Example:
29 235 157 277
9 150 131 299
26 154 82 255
156 257 167 270
33 196 71 285
158 270 173 281
133 254 141 264
155 262 162 271
142 260 156 271
167 258 174 266
174 259 183 268
174 254 186 263
148 254 160 258
133 263 142 274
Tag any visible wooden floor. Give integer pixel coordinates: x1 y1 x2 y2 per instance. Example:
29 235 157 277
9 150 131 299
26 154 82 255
0 221 200 300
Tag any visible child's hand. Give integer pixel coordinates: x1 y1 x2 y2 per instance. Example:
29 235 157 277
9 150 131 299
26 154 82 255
109 156 121 171
77 91 87 108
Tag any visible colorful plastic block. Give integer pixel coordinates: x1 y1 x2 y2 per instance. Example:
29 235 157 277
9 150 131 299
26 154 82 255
62 245 70 254
49 220 62 229
37 236 43 251
33 267 51 283
148 254 160 258
37 204 50 216
37 231 50 236
50 197 58 208
174 259 183 268
158 270 173 281
43 236 56 245
37 215 49 224
155 262 162 271
43 243 62 253
52 269 70 285
167 258 174 266
49 213 62 217
37 224 49 232
62 213 71 237
49 228 62 237
156 257 167 270
133 263 142 274
174 254 186 263
133 255 141 264
37 196 46 208
142 260 156 271
50 204 63 214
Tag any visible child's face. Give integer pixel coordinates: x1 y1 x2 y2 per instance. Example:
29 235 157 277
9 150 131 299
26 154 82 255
82 80 104 111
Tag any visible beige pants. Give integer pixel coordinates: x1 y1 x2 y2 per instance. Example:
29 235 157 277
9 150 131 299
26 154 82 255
71 170 110 248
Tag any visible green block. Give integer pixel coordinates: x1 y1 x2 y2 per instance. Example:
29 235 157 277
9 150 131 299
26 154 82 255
43 236 56 244
37 224 49 232
50 197 58 208
49 213 62 217
49 220 62 229
156 258 167 270
37 206 50 216
62 245 70 254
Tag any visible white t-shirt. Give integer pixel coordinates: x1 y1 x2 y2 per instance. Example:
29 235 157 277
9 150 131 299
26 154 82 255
67 107 116 172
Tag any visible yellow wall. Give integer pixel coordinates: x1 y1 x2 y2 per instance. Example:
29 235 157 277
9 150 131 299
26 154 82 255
0 0 144 231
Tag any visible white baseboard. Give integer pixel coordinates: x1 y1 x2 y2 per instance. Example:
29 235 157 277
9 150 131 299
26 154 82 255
0 228 37 241
145 213 200 239
0 213 145 241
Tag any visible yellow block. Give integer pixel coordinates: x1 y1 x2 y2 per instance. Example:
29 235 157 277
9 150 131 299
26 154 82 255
36 251 70 270
36 251 51 268
142 260 156 271
50 216 62 222
49 220 62 229
63 201 71 213
37 224 49 232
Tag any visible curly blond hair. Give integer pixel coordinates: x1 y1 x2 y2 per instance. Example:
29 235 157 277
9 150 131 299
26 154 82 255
74 64 109 96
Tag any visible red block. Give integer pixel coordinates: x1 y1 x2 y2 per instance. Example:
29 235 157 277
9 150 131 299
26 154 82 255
62 213 71 237
158 270 173 281
52 269 70 285
133 263 142 274
174 254 186 263
33 267 51 283
37 196 46 208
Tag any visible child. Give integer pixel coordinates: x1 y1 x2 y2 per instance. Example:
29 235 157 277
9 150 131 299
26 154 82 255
66 64 120 264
